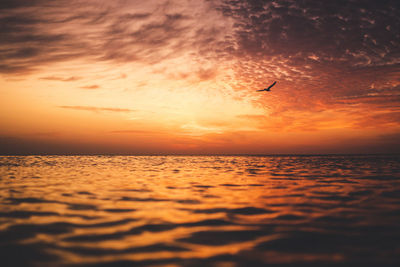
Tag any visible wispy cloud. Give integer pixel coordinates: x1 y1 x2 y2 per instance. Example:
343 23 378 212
0 0 229 75
40 76 82 81
58 106 135 113
109 130 161 135
80 85 100 89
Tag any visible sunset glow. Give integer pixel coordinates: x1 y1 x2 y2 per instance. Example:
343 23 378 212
1 0 399 154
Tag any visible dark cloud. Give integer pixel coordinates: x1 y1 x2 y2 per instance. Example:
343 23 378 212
334 84 400 107
219 0 400 65
58 106 135 113
215 0 400 114
0 0 45 10
224 0 398 61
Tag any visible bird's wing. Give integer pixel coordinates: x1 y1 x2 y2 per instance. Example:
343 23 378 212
267 81 277 90
256 89 265 92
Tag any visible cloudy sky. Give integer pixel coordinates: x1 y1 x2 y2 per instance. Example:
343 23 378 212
0 0 399 154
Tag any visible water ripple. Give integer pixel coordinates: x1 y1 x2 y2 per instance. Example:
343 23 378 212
0 155 399 266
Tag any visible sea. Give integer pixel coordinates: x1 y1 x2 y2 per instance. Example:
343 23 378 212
1 155 399 267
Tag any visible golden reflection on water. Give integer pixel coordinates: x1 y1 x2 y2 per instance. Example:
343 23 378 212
1 155 400 266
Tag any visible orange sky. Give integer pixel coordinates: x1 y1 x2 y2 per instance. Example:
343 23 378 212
0 0 399 154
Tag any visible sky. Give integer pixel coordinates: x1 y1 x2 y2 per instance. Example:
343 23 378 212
0 0 399 155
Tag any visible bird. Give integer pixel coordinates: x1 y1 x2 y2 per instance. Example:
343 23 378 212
257 81 276 92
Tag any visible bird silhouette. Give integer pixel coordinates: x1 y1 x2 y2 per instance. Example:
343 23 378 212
257 81 276 92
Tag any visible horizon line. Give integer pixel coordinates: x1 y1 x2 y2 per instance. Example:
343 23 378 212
1 153 399 157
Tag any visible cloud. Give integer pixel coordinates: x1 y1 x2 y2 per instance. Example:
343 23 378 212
0 0 230 76
236 114 266 120
109 130 162 135
1 0 399 138
235 0 400 133
40 76 82 81
219 0 399 64
351 111 400 129
1 0 398 84
79 85 100 89
334 84 400 107
216 0 400 107
58 106 135 113
0 0 46 10
196 67 218 81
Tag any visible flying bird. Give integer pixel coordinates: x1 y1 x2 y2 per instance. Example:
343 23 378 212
257 81 276 92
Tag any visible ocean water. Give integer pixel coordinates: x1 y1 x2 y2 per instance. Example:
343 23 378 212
0 155 400 267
